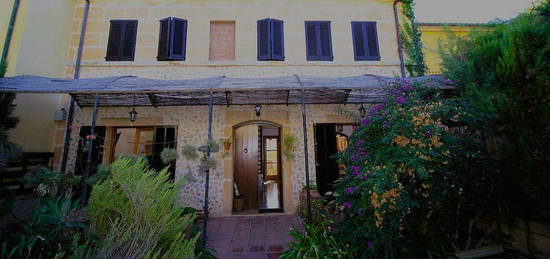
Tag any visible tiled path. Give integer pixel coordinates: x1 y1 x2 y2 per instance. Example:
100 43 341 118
206 215 302 259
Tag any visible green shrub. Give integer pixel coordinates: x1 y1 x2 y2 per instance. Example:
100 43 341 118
281 221 353 259
0 196 88 258
331 80 499 257
440 0 550 220
88 158 197 259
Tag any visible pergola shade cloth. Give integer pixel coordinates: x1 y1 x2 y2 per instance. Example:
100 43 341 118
0 74 450 107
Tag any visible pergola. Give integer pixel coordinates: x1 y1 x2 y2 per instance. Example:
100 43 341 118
0 73 448 242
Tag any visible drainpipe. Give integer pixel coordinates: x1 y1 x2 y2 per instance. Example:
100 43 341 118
1 0 21 64
60 0 90 173
393 0 407 78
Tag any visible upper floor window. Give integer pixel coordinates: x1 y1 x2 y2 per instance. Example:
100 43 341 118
209 21 236 61
304 21 333 61
106 20 138 61
351 21 380 61
157 17 188 61
257 18 284 61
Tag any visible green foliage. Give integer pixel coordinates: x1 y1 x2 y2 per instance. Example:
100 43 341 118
281 221 354 259
399 0 428 76
0 60 6 78
440 0 550 220
0 196 88 259
282 134 297 160
24 167 82 196
88 158 197 258
328 80 500 257
160 147 178 164
181 144 198 160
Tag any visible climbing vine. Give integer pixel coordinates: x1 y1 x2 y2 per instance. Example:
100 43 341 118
399 0 428 77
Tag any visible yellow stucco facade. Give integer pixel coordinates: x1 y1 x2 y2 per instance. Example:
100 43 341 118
1 0 75 153
419 23 476 75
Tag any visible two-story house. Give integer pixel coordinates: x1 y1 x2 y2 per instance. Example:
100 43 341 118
4 0 408 216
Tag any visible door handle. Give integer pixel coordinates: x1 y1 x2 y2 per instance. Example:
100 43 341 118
243 148 248 154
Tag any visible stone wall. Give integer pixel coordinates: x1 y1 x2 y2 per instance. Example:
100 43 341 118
69 103 359 216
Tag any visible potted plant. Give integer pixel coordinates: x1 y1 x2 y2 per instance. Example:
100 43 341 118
221 137 232 151
233 183 245 212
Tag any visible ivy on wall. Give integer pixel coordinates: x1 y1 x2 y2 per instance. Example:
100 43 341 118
399 0 428 77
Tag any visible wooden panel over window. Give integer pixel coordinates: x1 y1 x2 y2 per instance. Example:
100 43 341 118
209 21 236 61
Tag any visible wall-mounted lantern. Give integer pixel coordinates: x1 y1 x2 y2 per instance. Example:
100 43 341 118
255 104 262 117
358 104 366 118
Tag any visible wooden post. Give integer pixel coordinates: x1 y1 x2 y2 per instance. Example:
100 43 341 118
301 88 313 224
202 91 214 246
81 93 98 205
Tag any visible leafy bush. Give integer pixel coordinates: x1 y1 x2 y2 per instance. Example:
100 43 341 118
0 196 88 258
330 79 500 257
87 158 197 258
440 0 550 220
281 221 353 259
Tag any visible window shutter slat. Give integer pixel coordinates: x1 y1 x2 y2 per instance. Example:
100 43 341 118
270 19 284 61
257 19 270 60
305 22 318 60
170 18 187 60
121 21 137 60
352 22 367 60
106 21 122 60
365 22 380 60
157 18 170 60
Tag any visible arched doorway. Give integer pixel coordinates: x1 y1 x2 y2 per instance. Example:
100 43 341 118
233 121 283 214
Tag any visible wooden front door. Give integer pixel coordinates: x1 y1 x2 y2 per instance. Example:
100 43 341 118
234 124 259 210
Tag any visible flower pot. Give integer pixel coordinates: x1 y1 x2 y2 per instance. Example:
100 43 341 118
300 189 321 201
224 142 231 150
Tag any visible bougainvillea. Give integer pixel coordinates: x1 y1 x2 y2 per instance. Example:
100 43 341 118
334 79 497 257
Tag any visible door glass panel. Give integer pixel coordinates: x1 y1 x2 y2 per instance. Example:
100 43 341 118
261 136 282 210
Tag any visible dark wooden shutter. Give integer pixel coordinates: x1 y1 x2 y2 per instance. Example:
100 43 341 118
271 19 284 61
157 18 170 60
170 18 187 60
106 21 122 61
257 18 270 60
121 21 137 61
319 22 333 60
157 18 187 61
352 22 367 60
305 21 332 61
106 20 137 61
365 22 380 60
305 22 318 60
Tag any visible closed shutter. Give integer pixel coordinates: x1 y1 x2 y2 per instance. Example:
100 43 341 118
121 21 138 60
170 18 187 60
257 19 270 60
352 22 367 60
305 22 318 60
319 22 332 60
365 22 380 60
305 21 332 61
106 20 137 61
157 18 170 60
271 19 284 61
352 21 380 61
106 21 122 60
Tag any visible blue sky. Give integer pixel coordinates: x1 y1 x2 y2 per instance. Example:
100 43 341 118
415 0 539 23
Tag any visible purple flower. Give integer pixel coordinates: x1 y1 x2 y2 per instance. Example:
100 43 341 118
383 121 390 128
368 241 374 247
361 117 370 125
370 104 385 114
361 174 370 180
444 79 456 85
425 129 433 137
396 96 407 105
402 83 414 92
351 166 361 175
345 187 355 194
343 202 352 209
